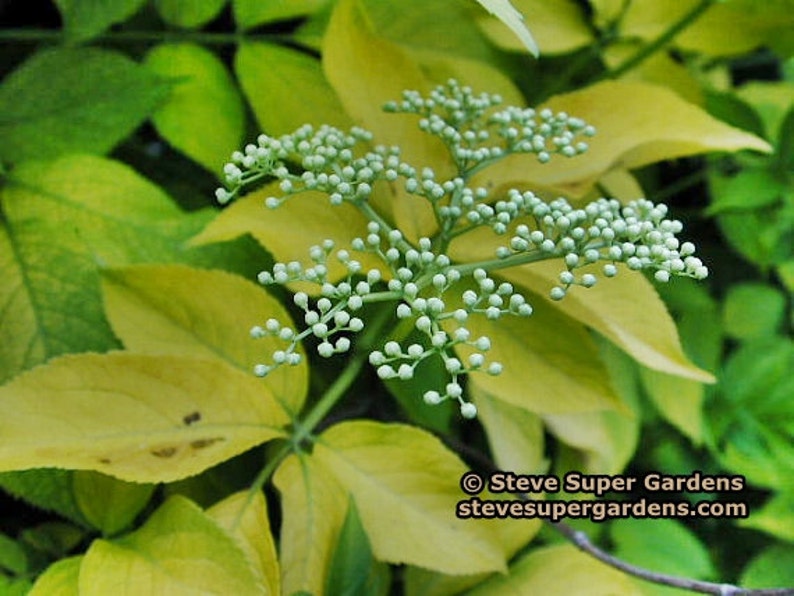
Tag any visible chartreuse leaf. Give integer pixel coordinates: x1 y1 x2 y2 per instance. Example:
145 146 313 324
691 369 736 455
233 0 329 28
0 353 288 483
544 338 639 475
463 286 619 414
0 154 217 383
235 42 352 137
53 0 145 41
207 491 280 595
450 231 713 382
272 453 349 596
144 43 244 173
190 186 383 290
153 0 227 28
363 0 496 62
28 556 82 596
639 367 704 443
473 81 772 198
610 0 794 57
73 471 155 536
78 496 262 595
740 544 794 589
314 421 507 575
323 0 445 240
611 518 715 590
468 543 641 595
0 48 170 163
474 0 539 56
101 264 307 413
325 499 390 596
471 384 547 474
739 494 794 543
72 470 155 535
477 0 591 55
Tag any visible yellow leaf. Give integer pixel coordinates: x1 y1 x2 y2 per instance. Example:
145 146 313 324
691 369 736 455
460 285 621 414
602 41 705 105
323 0 444 239
28 556 82 596
314 420 507 575
471 384 548 474
474 0 539 56
78 496 264 595
450 230 713 381
144 43 244 173
639 367 704 443
207 491 280 596
0 353 288 482
616 0 794 57
468 543 642 595
477 0 592 55
235 42 352 137
473 81 772 197
189 186 383 293
101 264 307 413
272 453 349 596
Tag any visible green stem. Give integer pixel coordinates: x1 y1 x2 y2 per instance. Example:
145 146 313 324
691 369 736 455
0 27 295 46
603 0 716 80
452 248 562 277
234 304 393 527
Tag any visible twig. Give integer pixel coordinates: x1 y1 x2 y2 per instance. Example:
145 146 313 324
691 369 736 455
441 434 794 595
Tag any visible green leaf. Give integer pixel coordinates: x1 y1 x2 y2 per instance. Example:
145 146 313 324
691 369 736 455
0 470 90 527
739 493 794 542
72 471 155 535
708 337 794 490
325 499 390 596
468 543 641 595
0 48 170 163
723 283 786 340
778 106 794 170
53 0 145 41
207 491 281 595
235 42 352 137
28 556 82 596
707 167 786 215
153 0 227 28
101 264 308 413
716 206 794 267
0 352 289 483
79 495 261 595
233 0 329 29
0 533 28 576
314 420 508 575
474 0 539 56
0 154 214 383
144 43 244 173
272 453 349 596
740 544 794 591
611 518 715 585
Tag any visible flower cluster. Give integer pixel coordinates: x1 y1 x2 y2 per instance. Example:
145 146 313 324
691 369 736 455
217 79 709 418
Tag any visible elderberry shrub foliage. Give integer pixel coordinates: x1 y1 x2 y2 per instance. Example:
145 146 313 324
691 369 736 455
217 80 708 419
